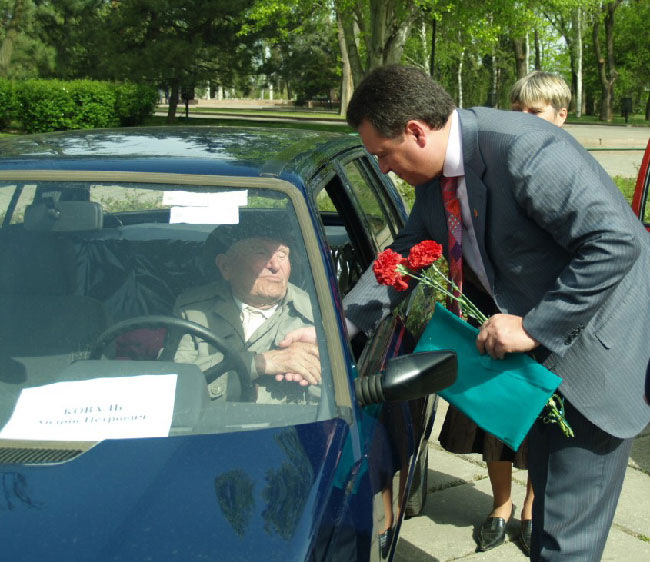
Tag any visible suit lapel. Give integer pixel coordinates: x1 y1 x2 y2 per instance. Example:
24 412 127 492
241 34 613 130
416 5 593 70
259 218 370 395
463 170 495 290
457 109 495 291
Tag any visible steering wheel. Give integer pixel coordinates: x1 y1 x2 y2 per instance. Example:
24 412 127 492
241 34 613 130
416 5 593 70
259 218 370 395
89 315 254 400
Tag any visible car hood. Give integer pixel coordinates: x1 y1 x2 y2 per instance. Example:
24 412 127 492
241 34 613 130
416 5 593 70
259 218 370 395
0 418 354 561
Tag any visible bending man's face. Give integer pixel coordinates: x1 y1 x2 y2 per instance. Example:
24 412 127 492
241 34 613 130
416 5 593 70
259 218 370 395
217 237 291 308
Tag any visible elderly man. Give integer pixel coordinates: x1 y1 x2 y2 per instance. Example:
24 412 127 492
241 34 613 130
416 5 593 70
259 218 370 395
174 218 320 403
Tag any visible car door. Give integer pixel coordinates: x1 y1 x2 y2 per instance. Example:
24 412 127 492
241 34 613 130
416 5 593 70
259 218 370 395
310 149 436 559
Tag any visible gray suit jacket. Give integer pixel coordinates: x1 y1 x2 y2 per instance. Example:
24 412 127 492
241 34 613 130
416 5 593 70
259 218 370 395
345 107 650 438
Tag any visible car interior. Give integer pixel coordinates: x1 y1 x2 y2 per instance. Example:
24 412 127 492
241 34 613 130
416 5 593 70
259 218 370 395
0 181 359 442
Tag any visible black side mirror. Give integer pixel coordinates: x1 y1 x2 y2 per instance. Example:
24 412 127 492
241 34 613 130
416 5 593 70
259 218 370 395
355 350 457 406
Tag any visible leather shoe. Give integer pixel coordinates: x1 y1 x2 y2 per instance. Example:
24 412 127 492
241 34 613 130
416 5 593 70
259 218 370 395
477 507 513 552
520 519 532 556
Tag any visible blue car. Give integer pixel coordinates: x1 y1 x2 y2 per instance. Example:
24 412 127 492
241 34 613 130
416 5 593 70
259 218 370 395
0 127 456 561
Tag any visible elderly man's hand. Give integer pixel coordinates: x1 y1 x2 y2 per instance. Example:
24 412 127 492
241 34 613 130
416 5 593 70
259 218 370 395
256 341 321 386
476 313 539 359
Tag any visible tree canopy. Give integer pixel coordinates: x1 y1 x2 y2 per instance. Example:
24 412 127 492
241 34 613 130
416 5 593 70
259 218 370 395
0 0 647 121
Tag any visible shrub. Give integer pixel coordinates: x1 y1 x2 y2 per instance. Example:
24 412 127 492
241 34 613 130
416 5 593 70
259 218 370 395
0 79 18 129
11 79 157 133
114 82 158 126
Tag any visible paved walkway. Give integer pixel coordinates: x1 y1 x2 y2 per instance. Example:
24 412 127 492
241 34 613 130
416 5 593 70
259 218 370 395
395 399 650 561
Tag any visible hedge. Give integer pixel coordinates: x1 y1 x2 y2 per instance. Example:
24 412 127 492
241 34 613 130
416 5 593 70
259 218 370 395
0 78 158 133
0 79 16 129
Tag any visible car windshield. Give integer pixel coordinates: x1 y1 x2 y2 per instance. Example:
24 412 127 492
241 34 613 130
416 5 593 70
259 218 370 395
0 180 335 446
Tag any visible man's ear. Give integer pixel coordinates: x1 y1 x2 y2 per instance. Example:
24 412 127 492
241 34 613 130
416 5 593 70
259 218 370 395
405 120 427 147
215 254 231 280
556 107 568 126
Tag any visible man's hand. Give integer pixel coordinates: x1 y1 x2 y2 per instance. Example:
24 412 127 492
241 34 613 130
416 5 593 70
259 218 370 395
256 341 321 386
476 314 539 359
278 326 317 347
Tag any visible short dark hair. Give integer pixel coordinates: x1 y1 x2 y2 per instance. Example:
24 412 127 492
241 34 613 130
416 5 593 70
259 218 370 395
347 64 456 137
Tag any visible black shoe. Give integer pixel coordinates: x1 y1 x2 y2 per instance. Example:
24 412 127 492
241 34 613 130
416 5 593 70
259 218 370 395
477 508 513 552
520 519 532 556
379 527 393 558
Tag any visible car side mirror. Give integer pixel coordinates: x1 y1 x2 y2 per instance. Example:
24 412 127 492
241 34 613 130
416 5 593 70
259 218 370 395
355 350 457 406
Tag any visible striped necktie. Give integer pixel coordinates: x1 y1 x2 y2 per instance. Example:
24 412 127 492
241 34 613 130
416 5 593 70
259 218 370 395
441 176 463 317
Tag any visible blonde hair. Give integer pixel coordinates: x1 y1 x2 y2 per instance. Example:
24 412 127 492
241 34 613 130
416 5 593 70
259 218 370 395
510 71 571 112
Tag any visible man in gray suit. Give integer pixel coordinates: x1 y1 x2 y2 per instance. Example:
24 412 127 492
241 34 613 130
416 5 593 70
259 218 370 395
342 65 650 560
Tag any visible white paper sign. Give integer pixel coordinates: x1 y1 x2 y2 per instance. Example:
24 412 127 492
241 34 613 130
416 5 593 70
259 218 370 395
164 190 248 225
169 205 240 225
0 375 178 441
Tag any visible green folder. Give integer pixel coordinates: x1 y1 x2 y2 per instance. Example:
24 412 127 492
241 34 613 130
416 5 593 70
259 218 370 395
414 303 562 451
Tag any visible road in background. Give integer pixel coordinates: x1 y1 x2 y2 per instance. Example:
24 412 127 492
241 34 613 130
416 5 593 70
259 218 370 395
563 124 649 178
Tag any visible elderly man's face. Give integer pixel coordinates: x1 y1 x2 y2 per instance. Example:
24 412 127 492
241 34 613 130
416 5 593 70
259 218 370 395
216 237 291 308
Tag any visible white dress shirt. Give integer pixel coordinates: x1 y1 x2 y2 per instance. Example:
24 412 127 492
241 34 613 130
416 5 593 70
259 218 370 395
443 110 492 294
235 298 278 341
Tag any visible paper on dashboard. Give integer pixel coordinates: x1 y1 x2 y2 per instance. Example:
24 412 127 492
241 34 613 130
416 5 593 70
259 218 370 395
0 374 178 441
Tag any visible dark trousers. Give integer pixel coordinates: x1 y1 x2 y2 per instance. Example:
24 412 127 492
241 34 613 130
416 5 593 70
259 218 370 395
528 399 633 561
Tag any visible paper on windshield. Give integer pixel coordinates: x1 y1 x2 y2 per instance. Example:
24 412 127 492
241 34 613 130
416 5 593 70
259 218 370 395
164 190 248 225
0 374 178 441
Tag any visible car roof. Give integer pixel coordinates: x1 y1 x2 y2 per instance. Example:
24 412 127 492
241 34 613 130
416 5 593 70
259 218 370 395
0 126 363 185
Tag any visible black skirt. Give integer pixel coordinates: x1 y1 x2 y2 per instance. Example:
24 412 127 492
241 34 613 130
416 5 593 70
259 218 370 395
438 403 528 469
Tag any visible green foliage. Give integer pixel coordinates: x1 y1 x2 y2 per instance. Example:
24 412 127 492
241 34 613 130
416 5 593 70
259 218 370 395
15 79 115 132
114 82 159 126
12 79 157 133
0 78 17 128
612 175 636 203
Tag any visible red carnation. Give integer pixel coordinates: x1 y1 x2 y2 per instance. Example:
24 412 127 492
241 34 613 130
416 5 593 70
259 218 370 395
407 240 443 271
373 249 410 291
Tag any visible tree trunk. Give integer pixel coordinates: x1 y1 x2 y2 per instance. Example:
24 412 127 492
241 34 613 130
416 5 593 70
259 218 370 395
421 20 429 71
167 80 180 123
512 37 527 79
534 28 541 70
593 1 622 122
0 0 26 77
339 12 364 86
337 13 353 117
645 91 650 121
429 18 436 77
368 0 387 69
457 50 464 108
383 21 411 64
573 7 583 117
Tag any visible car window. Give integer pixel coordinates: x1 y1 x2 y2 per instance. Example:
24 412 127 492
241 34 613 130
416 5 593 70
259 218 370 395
313 156 403 298
342 160 396 251
0 180 335 444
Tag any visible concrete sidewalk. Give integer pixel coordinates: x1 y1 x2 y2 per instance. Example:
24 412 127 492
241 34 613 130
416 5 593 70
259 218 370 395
395 400 650 561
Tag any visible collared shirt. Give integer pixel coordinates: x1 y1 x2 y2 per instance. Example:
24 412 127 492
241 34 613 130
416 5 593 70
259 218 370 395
234 297 278 341
443 110 492 294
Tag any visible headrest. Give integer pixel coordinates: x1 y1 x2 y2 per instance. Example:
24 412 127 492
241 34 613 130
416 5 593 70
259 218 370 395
24 201 103 232
0 231 76 295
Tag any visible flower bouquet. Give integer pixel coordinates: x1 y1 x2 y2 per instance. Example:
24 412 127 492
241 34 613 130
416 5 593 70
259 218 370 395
373 241 573 450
